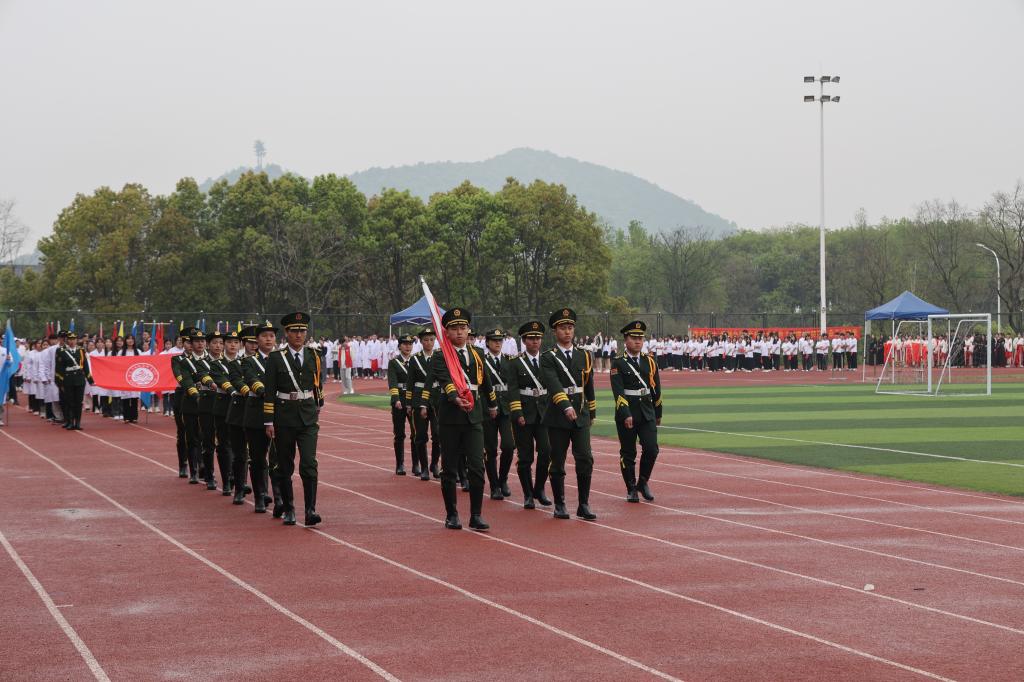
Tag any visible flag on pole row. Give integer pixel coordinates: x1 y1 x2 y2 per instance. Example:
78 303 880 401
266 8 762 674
0 319 21 402
420 276 471 409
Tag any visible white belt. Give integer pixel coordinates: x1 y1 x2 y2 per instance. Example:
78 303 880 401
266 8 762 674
413 382 425 388
494 386 507 392
623 388 650 397
466 383 478 392
65 365 82 371
277 390 315 400
564 386 582 395
519 388 547 397
396 383 406 389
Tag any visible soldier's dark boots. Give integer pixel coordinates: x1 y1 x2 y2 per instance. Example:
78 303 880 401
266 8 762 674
637 479 654 502
576 504 597 520
254 495 267 514
303 481 321 527
419 469 430 481
222 480 233 497
189 472 199 484
442 480 461 529
490 486 504 500
551 477 569 519
233 487 246 505
282 509 296 525
271 480 284 519
534 485 552 507
469 515 489 531
518 470 535 509
576 473 597 520
280 479 296 525
626 489 640 503
459 475 469 492
430 461 440 479
500 480 512 498
411 464 421 477
445 514 462 530
206 478 218 491
395 463 406 476
178 465 188 479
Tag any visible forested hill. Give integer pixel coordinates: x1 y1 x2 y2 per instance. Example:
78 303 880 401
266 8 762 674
348 148 736 236
200 149 737 237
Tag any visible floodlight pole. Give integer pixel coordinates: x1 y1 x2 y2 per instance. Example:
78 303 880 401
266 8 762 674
975 243 1001 333
805 75 839 334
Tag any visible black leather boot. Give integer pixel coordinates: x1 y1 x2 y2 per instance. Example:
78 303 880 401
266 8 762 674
280 479 296 525
518 470 535 509
303 480 321 526
551 476 569 519
576 473 597 520
637 478 654 502
623 466 639 503
442 480 461 529
188 448 200 484
271 479 284 518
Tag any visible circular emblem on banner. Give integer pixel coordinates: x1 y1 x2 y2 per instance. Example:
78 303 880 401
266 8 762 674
125 361 159 389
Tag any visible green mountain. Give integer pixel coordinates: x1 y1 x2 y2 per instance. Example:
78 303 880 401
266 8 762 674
200 149 737 236
349 148 736 236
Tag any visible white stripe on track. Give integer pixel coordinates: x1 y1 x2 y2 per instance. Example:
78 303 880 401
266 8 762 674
0 528 111 682
0 430 400 682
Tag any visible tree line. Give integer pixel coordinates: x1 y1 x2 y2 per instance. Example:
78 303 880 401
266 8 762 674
1 172 1021 331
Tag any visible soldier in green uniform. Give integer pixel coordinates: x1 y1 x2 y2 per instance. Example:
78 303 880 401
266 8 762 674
263 312 324 527
224 328 253 505
482 328 515 500
430 307 497 531
505 321 552 509
206 331 236 496
407 326 440 481
539 308 597 521
54 332 93 430
241 321 278 515
177 329 218 488
387 334 415 476
610 320 663 502
171 330 193 478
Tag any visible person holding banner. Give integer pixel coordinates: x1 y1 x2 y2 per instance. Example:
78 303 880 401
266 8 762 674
429 307 498 531
540 307 598 521
610 320 662 503
506 320 552 509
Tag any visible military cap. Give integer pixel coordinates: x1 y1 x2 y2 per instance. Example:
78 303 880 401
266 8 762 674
398 334 415 344
254 321 278 336
281 311 310 331
240 326 258 342
208 331 224 341
621 320 647 337
224 329 241 341
190 329 207 341
417 326 436 338
58 330 68 338
441 307 471 328
66 331 78 340
549 307 577 328
484 328 506 341
468 329 477 338
518 320 545 338
177 327 193 341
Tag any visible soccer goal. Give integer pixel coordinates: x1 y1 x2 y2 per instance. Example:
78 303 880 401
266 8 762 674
875 313 991 396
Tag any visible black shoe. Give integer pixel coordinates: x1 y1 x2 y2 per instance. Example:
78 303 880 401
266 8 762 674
244 485 252 494
553 504 570 519
576 504 597 521
500 482 512 497
233 489 246 505
523 495 535 510
638 481 654 501
420 470 430 481
189 473 199 485
469 515 489 531
178 466 188 479
272 503 284 519
304 510 322 526
626 489 640 503
206 480 217 491
62 423 71 429
430 465 440 479
221 485 232 497
534 489 552 506
490 487 504 500
396 465 406 476
460 478 469 492
444 514 462 530
254 497 267 513
263 494 273 505
411 465 421 477
282 509 296 525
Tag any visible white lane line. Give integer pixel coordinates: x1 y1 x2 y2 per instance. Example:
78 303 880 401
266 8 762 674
327 399 1024 508
320 444 1024 637
0 528 111 682
76 426 686 680
0 430 399 682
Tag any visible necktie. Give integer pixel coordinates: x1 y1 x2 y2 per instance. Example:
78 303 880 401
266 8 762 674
294 351 302 367
564 350 572 364
459 349 467 366
532 357 539 371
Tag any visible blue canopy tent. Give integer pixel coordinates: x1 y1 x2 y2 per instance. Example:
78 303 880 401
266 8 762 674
862 291 949 381
389 296 443 327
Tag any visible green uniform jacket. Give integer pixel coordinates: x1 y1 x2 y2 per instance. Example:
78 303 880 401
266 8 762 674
206 355 235 418
262 346 324 428
609 352 662 423
482 352 512 417
409 351 441 411
505 353 548 425
539 346 596 429
387 356 411 408
176 353 216 415
241 352 271 430
429 346 497 426
224 355 250 426
55 346 92 388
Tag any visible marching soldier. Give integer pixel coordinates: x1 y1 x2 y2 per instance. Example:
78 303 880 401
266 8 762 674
241 321 279 515
539 308 597 520
505 320 552 509
387 334 415 476
610 320 662 503
225 328 253 506
482 328 515 500
177 329 218 489
263 312 324 527
430 307 497 531
407 327 440 481
170 331 192 478
207 331 236 496
54 332 93 430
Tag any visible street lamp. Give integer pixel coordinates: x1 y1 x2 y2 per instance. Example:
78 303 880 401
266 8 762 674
975 243 1001 332
804 74 841 333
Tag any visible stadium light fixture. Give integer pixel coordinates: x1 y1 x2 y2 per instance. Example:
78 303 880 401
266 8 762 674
803 73 842 333
975 243 1001 332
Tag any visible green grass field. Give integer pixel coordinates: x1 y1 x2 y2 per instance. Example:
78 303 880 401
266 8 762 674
340 383 1024 497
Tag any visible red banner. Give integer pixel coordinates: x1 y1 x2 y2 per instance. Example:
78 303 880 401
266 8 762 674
90 355 178 392
689 326 861 339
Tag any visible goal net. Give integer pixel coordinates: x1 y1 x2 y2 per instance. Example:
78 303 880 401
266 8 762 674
875 314 991 396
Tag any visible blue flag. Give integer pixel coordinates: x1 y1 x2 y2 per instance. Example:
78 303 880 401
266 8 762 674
0 320 21 404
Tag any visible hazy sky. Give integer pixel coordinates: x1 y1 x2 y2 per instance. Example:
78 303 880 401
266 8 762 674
2 0 1022 249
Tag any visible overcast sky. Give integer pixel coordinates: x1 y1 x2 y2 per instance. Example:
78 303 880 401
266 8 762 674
2 0 1022 249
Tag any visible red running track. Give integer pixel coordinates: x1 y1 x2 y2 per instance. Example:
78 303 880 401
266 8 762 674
1 390 1023 681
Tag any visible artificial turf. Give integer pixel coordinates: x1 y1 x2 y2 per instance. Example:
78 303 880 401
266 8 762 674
340 382 1024 497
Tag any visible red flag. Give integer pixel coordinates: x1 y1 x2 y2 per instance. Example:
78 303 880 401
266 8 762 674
154 323 164 355
90 355 177 392
420 277 472 410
